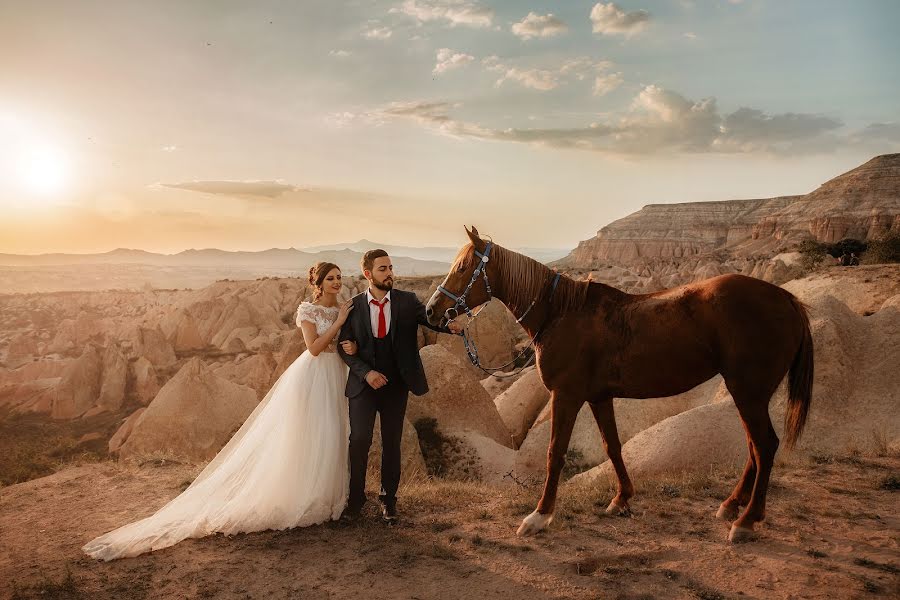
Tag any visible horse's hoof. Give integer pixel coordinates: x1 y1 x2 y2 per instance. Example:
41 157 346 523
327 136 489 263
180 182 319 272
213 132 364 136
516 510 553 537
728 524 757 544
605 500 630 516
716 503 739 522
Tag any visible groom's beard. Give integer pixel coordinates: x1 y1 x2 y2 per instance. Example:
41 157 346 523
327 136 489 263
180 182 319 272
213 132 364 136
372 277 393 292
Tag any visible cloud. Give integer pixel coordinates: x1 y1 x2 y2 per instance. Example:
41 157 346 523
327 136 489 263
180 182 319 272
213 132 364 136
560 57 614 81
495 67 560 91
161 145 178 152
483 55 614 91
433 48 474 75
717 107 844 150
329 49 352 58
396 0 493 28
482 56 559 90
590 2 650 36
683 32 697 40
850 122 900 143
160 180 305 199
377 86 850 156
363 26 392 40
511 12 568 40
593 72 623 96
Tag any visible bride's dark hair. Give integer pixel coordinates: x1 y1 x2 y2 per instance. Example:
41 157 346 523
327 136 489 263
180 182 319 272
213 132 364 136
307 262 340 301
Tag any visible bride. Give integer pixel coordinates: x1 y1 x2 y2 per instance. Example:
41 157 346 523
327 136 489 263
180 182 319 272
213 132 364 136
83 262 356 561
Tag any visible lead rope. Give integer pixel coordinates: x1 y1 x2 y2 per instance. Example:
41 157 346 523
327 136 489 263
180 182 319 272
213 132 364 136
461 272 561 378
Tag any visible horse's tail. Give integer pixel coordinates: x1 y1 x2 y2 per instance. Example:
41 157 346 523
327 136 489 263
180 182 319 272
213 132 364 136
784 296 814 450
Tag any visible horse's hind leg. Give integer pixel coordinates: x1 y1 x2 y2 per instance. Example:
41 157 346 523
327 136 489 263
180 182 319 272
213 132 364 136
589 399 634 515
716 434 756 522
517 391 580 537
729 391 780 543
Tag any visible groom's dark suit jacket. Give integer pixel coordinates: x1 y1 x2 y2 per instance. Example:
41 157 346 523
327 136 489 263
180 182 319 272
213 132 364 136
338 289 451 398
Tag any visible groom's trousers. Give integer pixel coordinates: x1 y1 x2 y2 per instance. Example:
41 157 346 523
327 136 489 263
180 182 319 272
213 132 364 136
348 381 409 509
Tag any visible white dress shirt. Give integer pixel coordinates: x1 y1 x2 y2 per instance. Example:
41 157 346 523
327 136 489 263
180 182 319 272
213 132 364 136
365 288 392 337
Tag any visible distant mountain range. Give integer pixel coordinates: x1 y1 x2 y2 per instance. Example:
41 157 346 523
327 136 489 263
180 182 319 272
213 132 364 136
0 241 569 272
0 247 444 276
299 240 570 264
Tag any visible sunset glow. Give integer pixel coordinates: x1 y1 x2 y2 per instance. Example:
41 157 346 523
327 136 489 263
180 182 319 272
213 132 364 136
0 2 898 253
16 141 70 197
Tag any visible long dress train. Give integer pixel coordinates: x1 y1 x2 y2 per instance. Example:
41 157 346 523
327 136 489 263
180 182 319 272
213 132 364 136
82 302 349 561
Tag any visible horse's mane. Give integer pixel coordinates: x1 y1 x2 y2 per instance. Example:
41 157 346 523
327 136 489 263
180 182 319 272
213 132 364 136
455 242 589 317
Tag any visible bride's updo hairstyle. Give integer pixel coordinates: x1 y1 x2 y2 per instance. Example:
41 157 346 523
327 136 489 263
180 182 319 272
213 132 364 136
307 261 341 301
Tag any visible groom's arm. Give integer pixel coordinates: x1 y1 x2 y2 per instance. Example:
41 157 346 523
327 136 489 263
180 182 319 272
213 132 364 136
338 312 374 381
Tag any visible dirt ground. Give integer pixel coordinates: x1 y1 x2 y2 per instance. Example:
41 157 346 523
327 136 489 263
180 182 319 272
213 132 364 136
1 453 897 600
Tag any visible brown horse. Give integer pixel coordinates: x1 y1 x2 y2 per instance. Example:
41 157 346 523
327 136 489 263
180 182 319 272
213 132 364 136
425 227 813 542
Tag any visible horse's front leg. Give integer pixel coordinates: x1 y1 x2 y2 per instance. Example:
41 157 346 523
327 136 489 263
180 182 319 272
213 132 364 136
517 391 581 536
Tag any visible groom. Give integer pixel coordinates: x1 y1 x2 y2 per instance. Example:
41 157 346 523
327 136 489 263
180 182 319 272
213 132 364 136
338 249 462 522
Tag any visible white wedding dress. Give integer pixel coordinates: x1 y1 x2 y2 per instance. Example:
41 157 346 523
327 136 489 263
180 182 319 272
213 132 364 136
83 302 350 561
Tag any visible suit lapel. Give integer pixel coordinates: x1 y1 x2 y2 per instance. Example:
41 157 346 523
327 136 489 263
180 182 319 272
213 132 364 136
389 290 398 345
358 293 374 345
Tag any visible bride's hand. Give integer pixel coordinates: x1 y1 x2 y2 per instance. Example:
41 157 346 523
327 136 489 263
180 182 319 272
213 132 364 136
337 299 354 325
341 340 358 355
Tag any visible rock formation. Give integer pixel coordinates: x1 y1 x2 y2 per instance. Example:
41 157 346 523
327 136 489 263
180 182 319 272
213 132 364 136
563 154 900 268
212 351 278 400
410 345 513 448
493 369 550 448
116 357 258 462
51 344 104 419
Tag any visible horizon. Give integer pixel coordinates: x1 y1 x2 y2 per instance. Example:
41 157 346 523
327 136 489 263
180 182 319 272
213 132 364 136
2 1 898 255
0 238 571 258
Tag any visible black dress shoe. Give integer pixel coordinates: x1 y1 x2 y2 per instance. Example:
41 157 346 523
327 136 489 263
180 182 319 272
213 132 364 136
340 504 363 522
381 500 398 523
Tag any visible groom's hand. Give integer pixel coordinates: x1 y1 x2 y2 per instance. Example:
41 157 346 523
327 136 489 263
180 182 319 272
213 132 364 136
365 370 388 389
447 320 464 335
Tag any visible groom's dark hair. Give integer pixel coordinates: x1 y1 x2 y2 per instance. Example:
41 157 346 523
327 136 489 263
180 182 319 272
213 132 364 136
361 249 389 274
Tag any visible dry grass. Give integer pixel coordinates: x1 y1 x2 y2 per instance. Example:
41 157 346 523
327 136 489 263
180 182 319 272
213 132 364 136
0 410 125 486
4 452 900 599
10 565 84 600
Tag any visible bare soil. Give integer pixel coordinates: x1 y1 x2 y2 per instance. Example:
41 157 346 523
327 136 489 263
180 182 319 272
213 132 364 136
1 453 897 600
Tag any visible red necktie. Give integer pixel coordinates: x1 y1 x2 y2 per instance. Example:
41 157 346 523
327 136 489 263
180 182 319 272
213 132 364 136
370 297 388 338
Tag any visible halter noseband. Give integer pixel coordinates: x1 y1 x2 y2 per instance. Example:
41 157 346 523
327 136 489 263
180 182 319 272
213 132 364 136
436 241 494 323
436 241 562 378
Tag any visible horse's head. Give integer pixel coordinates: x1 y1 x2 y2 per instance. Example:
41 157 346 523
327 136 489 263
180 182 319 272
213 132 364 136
426 226 496 327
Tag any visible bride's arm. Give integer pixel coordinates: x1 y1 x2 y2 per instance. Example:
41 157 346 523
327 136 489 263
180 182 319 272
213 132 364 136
300 302 354 356
299 319 345 356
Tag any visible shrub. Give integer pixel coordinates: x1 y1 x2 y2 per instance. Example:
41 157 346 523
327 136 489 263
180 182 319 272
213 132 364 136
797 239 828 272
862 233 900 264
829 238 868 258
413 417 482 480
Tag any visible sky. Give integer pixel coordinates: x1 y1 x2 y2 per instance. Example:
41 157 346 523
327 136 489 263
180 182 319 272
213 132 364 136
1 0 898 255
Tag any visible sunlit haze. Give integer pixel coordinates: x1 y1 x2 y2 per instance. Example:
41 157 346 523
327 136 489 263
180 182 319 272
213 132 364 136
1 0 898 255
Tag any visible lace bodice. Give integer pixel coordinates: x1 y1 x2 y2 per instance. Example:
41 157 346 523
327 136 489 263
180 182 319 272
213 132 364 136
295 302 340 352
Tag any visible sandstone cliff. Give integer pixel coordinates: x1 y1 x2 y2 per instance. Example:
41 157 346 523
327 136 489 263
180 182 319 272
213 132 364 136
564 153 900 267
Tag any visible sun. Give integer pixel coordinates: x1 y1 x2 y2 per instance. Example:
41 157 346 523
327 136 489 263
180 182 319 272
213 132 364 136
17 141 70 196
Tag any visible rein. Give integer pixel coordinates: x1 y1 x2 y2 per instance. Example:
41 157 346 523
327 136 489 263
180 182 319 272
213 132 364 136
436 242 562 378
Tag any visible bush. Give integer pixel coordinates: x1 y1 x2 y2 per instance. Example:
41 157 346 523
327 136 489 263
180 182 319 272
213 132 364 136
829 238 868 258
797 239 827 272
862 233 900 264
413 417 481 480
795 235 898 269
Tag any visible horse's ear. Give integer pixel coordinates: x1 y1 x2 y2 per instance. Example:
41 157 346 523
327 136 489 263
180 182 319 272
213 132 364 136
466 226 481 245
